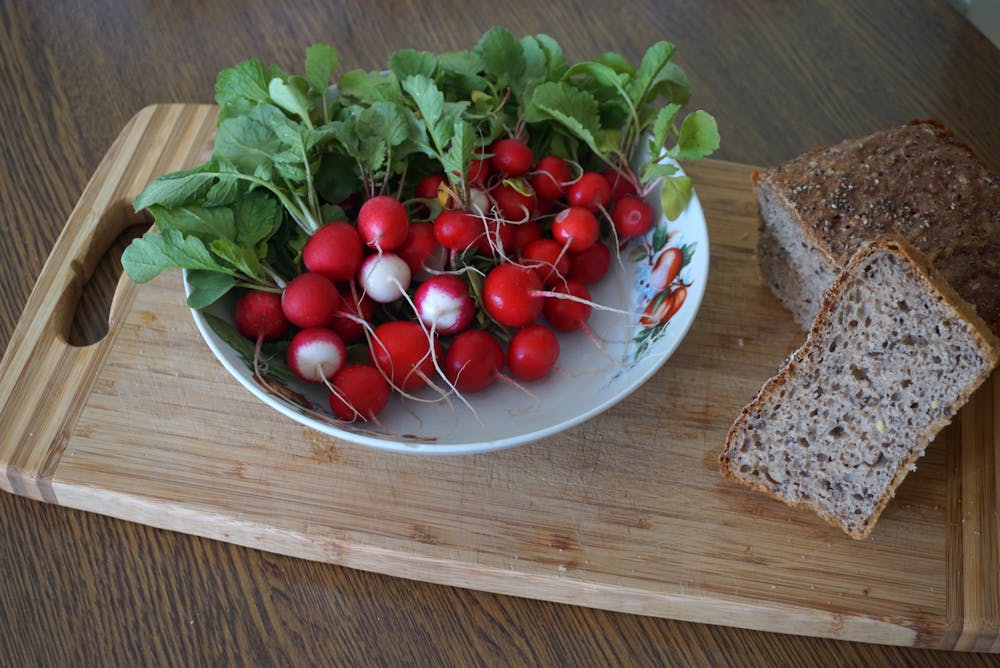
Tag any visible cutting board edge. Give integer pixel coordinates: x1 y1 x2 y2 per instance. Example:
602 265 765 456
48 476 926 648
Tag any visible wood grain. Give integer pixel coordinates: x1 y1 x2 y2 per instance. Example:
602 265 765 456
1 104 997 649
2 0 999 664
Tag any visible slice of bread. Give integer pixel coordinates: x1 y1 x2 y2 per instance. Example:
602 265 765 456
720 238 1000 539
755 120 1000 335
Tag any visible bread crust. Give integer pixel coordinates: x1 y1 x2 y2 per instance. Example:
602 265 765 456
754 121 1000 334
720 237 1000 539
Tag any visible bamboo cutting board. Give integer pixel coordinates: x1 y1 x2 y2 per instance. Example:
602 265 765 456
1 104 997 651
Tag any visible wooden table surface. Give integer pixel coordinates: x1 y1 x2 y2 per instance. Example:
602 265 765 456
2 1 999 665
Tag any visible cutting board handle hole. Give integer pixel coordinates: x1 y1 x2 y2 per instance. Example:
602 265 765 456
66 203 152 347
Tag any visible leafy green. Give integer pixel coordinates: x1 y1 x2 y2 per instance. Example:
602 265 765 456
668 110 721 162
390 49 436 80
305 44 339 123
125 31 720 311
122 229 233 283
660 174 693 221
186 270 238 309
268 78 314 127
215 59 280 120
145 204 233 243
525 81 602 155
133 163 219 211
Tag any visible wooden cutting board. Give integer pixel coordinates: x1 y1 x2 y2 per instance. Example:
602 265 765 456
1 104 997 651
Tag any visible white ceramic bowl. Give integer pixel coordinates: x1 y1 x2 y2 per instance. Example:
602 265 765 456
186 163 708 455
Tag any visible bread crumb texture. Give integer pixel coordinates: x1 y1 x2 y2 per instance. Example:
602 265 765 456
721 241 999 539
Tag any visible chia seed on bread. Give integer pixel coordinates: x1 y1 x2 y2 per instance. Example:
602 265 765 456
755 120 1000 334
720 238 1000 539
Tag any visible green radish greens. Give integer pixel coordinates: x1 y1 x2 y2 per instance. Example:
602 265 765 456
123 29 719 309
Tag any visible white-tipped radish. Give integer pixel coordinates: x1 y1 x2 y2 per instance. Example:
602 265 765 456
413 274 475 335
287 327 347 383
467 187 490 216
358 252 411 304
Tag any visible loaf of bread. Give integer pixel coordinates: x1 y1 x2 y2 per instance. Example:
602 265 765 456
719 238 1000 539
755 121 1000 335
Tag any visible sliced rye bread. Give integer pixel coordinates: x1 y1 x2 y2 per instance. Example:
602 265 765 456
720 237 1000 539
754 120 1000 335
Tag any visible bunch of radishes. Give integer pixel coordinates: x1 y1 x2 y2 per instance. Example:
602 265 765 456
231 136 658 423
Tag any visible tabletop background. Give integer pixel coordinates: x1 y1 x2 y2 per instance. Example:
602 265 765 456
2 1 1000 665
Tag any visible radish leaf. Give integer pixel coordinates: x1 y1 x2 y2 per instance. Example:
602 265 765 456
390 49 436 79
304 44 338 96
122 230 232 283
660 174 692 220
186 270 237 309
667 110 720 162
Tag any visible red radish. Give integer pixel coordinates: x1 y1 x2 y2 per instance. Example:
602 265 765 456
443 329 505 392
531 155 571 200
369 320 441 391
414 174 447 218
396 221 438 275
601 167 638 201
328 365 391 421
234 290 289 341
490 138 534 176
303 221 363 282
507 324 559 381
287 327 347 383
510 219 543 253
338 192 361 213
568 242 611 284
611 195 655 239
552 206 600 252
567 171 612 211
520 238 570 286
650 247 683 290
543 280 592 332
331 294 375 343
476 219 515 257
433 209 482 252
415 173 446 200
282 272 341 328
491 179 536 221
413 274 475 335
358 252 411 303
357 195 409 252
482 263 544 327
534 196 556 216
466 157 491 186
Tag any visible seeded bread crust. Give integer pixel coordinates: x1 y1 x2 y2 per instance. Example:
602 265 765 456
720 238 1000 539
755 121 1000 334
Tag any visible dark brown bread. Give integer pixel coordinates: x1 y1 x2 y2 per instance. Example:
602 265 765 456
755 121 1000 334
720 238 1000 539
